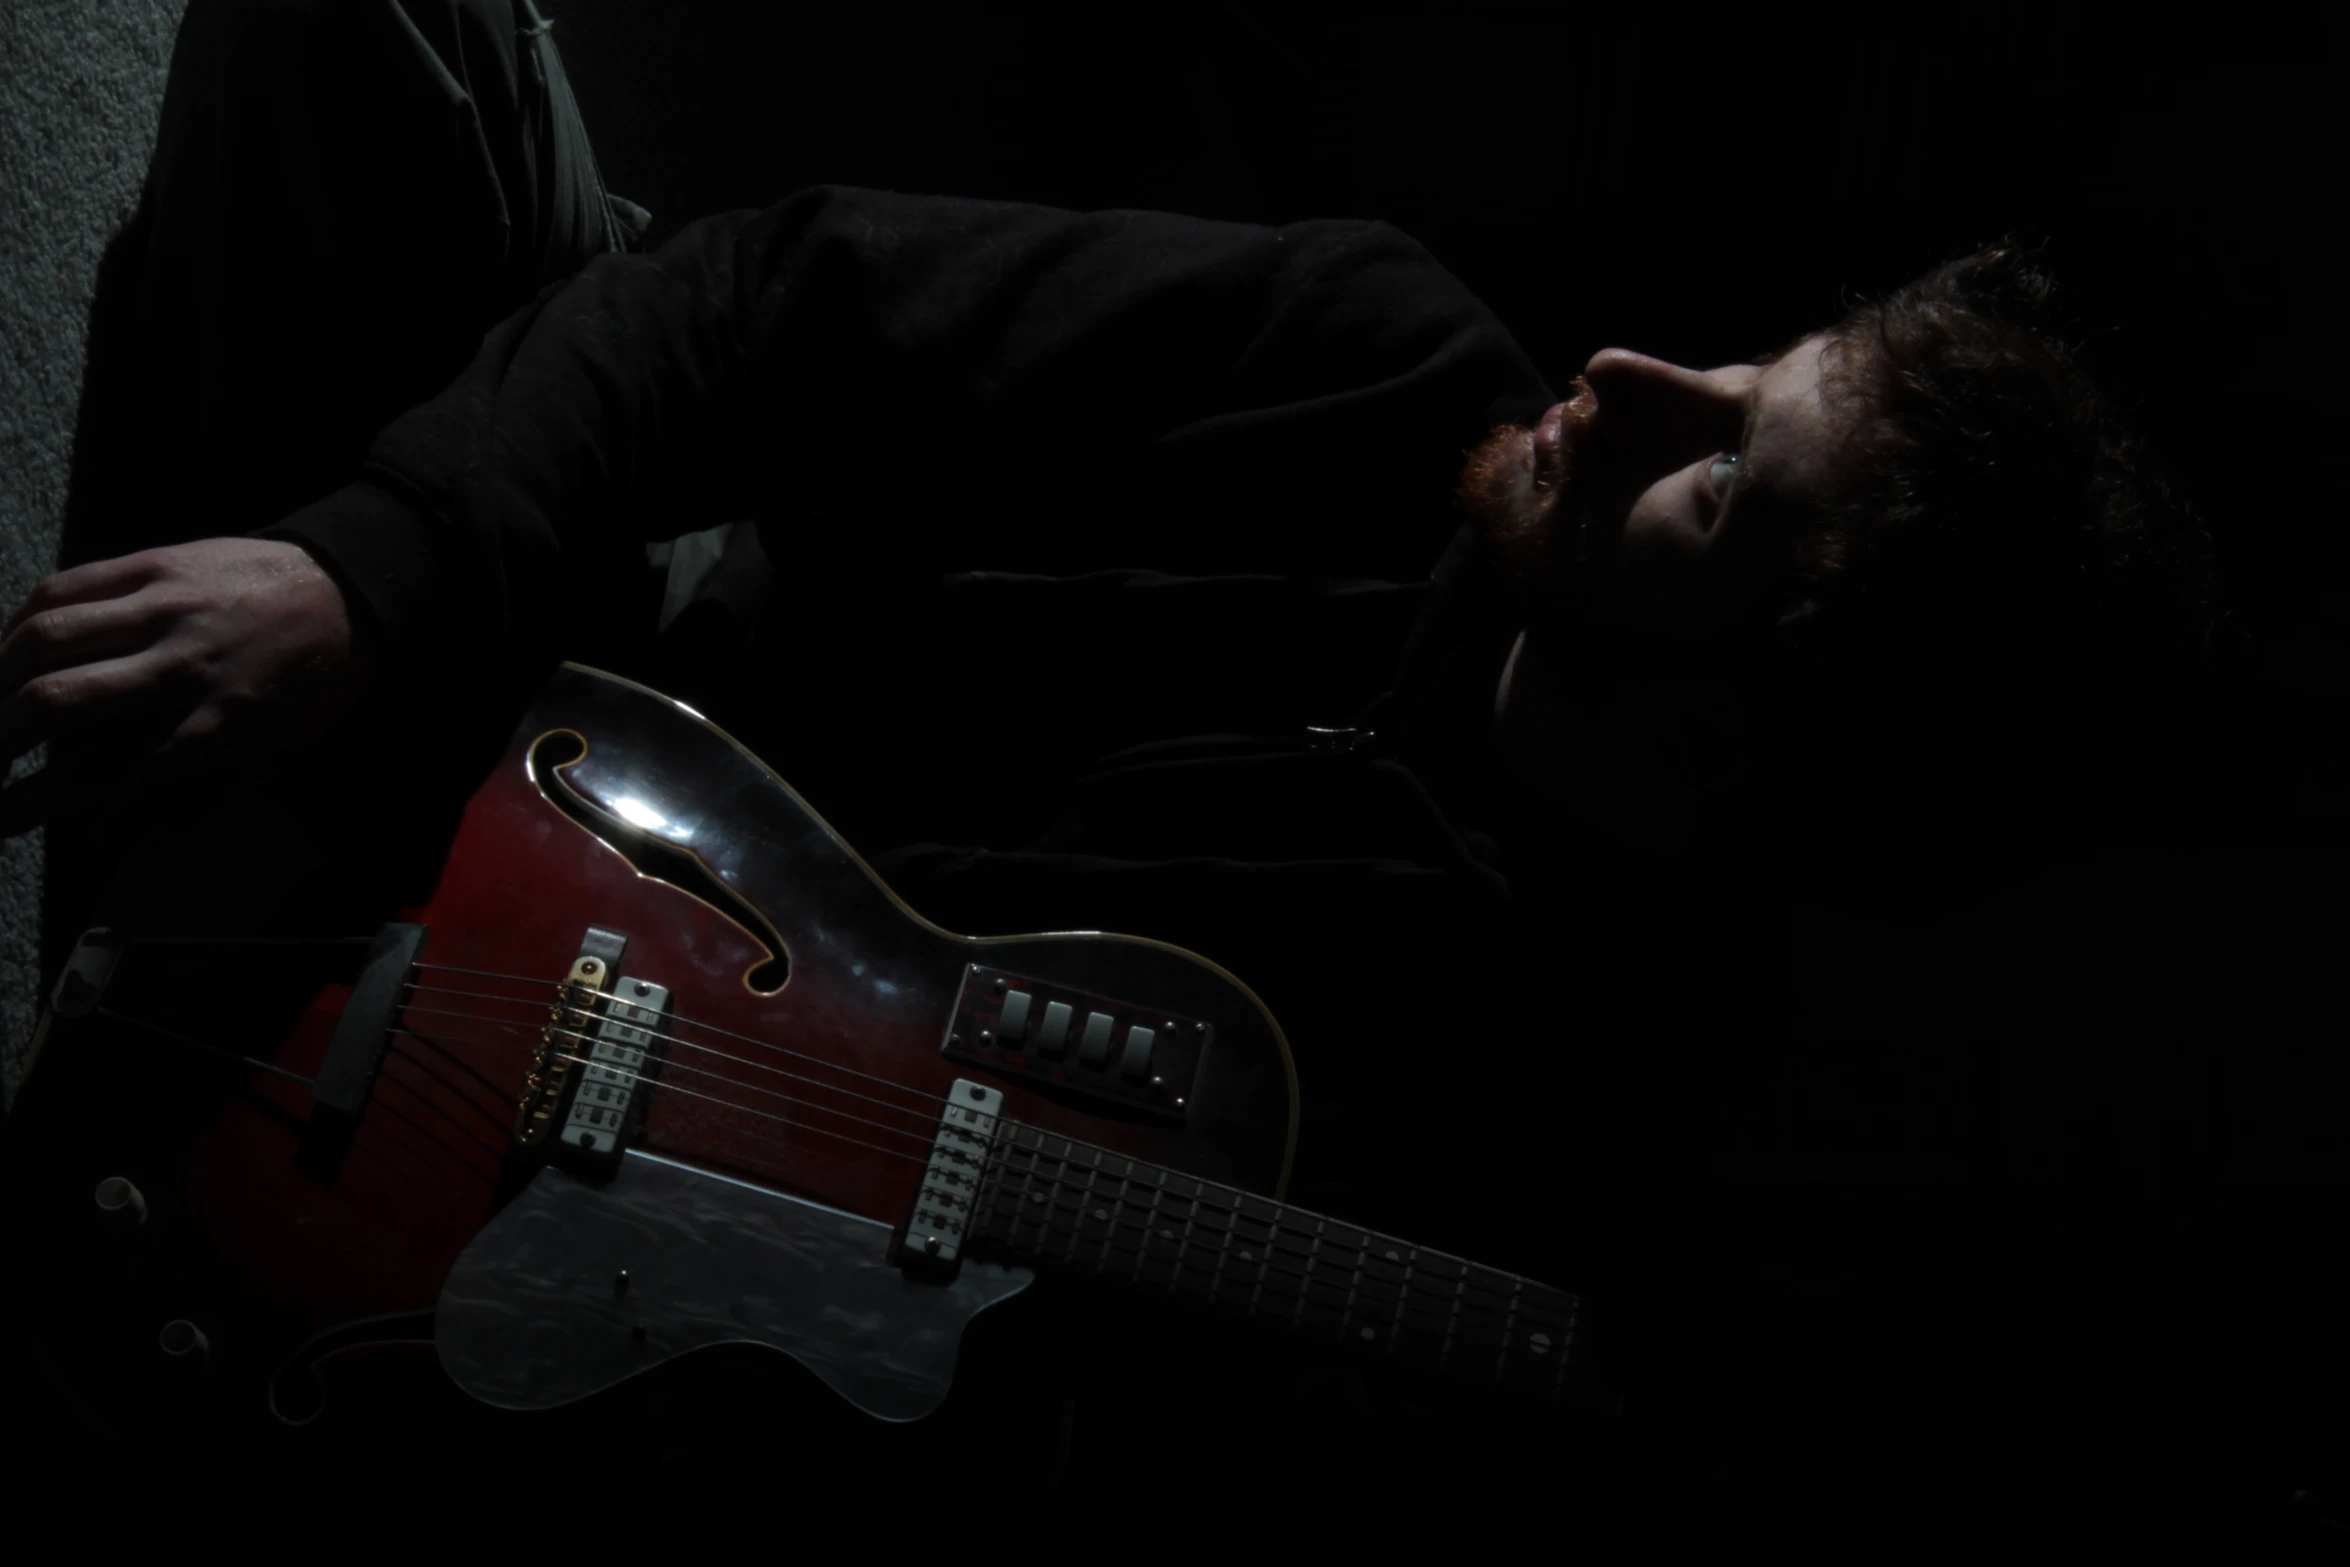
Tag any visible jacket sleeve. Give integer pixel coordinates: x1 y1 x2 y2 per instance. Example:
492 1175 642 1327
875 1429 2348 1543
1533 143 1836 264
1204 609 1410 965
258 182 1549 710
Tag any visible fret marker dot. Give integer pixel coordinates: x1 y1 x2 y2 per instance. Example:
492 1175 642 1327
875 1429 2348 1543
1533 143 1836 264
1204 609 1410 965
1240 1249 1254 1262
1158 1229 1174 1241
1384 1249 1401 1262
1029 1192 1045 1203
1092 1207 1108 1221
1360 1327 1375 1341
1530 1332 1553 1356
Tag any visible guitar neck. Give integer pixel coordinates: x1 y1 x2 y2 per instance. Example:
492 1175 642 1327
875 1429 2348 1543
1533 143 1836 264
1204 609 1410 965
969 1118 1613 1412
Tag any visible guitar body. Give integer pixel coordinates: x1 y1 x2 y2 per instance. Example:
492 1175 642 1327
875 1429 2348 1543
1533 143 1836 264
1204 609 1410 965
4 663 1300 1515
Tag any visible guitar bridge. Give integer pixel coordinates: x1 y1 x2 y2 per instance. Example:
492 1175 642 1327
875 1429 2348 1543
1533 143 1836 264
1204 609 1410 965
515 927 674 1168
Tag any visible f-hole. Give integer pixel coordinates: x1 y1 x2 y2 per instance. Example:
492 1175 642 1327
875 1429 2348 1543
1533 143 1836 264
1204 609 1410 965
527 729 790 994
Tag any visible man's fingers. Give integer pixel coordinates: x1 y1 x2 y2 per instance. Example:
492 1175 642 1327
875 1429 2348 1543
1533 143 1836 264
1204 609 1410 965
1 551 163 640
0 650 183 771
0 594 166 704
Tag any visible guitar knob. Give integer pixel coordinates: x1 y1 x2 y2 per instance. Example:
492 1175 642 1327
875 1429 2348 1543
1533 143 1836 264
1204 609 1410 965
158 1319 209 1372
94 1176 147 1233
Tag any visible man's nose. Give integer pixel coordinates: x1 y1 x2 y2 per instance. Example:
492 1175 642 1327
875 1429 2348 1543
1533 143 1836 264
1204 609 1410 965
1580 348 1739 452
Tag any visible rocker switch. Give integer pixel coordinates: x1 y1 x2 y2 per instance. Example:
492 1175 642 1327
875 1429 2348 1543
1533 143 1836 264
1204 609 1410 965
1120 1026 1157 1080
1035 1001 1074 1057
1077 1011 1115 1066
998 989 1033 1041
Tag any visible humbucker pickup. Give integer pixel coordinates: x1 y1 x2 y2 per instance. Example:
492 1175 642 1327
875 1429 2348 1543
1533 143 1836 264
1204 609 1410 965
940 963 1204 1121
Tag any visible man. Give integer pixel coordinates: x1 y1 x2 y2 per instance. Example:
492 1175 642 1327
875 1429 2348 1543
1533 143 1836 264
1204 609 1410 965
1 0 2218 1523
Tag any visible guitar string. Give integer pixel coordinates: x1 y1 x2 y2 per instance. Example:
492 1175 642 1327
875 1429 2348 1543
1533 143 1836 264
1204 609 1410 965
477 1033 1569 1363
413 960 955 1114
91 957 1575 1341
408 962 1180 1142
406 964 1223 1171
397 973 1580 1320
400 991 939 1152
406 976 1249 1222
386 1004 1580 1340
109 983 1568 1361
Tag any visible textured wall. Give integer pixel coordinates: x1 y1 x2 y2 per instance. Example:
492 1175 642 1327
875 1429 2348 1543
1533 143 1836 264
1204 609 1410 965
0 0 190 1112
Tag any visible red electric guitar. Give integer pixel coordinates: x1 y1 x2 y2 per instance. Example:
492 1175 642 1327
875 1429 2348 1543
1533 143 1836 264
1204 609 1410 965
2 663 1620 1518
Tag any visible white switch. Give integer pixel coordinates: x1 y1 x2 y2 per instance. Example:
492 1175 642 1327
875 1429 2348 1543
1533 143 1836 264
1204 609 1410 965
1120 1026 1156 1080
1036 1001 1074 1055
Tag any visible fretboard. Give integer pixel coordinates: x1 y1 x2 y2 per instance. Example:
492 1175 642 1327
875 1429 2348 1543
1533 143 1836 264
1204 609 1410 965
969 1119 1615 1413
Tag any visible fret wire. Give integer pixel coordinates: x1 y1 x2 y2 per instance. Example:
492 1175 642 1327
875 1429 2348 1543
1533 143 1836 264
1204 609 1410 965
1138 1171 1168 1291
1000 1118 1503 1299
1113 1158 1134 1280
1001 1142 1030 1245
1064 1138 1090 1269
992 1138 1015 1247
1337 1215 1368 1346
1310 1213 1347 1340
1246 1194 1271 1316
1003 1142 1031 1249
1112 1152 1141 1275
1059 1135 1085 1264
1387 1245 1414 1363
1201 1178 1232 1310
1008 1216 1558 1401
1495 1273 1523 1388
1060 1183 1453 1340
1171 1173 1203 1303
969 1136 998 1243
1116 1154 1140 1284
986 1150 1013 1248
1311 1214 1337 1333
1084 1145 1111 1275
1286 1203 1312 1337
1058 1174 1429 1333
1025 1146 1051 1250
978 1121 1596 1389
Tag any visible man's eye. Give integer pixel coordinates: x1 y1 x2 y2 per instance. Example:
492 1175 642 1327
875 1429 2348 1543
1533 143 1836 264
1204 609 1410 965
1708 453 1740 495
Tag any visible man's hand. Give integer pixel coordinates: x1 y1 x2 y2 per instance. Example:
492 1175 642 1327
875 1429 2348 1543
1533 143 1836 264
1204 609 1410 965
0 537 384 839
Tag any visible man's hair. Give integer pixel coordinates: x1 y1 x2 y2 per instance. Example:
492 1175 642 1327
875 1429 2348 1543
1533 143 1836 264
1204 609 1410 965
1712 237 2229 922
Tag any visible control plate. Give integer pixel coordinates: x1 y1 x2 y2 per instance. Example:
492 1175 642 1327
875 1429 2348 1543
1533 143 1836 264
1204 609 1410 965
940 963 1205 1122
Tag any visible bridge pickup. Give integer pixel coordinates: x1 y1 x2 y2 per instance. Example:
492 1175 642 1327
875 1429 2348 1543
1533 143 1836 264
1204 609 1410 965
558 977 672 1167
941 964 1203 1122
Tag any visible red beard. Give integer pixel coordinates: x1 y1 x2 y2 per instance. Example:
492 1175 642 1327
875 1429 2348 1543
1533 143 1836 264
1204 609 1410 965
1454 376 1599 653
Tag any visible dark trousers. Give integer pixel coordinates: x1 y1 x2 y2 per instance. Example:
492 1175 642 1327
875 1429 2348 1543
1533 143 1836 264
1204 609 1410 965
45 0 656 982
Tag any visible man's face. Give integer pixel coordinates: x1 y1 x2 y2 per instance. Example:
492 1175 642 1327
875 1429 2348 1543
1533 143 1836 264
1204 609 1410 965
1456 334 1856 867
